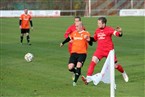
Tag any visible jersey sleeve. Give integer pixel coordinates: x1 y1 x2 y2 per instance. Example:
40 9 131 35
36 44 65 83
86 31 90 37
69 31 74 40
19 14 23 20
29 15 32 20
93 30 98 41
64 26 72 38
110 27 122 37
84 31 91 40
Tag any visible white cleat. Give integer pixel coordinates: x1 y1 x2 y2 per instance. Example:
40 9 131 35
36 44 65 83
122 71 129 82
73 82 77 86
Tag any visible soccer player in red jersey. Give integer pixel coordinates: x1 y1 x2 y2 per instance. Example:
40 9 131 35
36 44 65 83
82 17 129 85
64 17 85 54
19 8 33 45
60 21 91 86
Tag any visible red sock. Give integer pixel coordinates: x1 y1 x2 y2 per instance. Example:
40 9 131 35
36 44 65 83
115 64 124 73
87 61 96 76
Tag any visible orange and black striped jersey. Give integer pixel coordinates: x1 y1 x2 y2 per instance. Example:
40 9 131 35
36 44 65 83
20 14 32 29
70 30 90 54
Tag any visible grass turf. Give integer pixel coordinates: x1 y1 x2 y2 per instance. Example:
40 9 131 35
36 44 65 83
0 16 144 97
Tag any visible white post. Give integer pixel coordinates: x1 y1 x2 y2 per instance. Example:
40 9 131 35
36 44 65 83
110 50 115 97
88 0 91 17
131 0 133 9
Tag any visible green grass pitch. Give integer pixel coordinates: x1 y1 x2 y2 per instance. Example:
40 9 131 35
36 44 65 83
0 16 144 97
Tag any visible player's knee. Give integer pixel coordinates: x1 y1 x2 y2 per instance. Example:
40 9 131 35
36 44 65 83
76 62 82 68
21 34 24 36
92 56 99 63
26 33 29 36
68 63 74 71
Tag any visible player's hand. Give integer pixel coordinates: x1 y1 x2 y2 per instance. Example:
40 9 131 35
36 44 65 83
19 26 22 29
116 26 122 32
116 26 123 36
31 27 33 31
60 43 64 47
69 40 73 43
84 35 90 41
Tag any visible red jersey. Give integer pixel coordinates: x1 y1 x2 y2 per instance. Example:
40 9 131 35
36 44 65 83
20 14 32 29
94 26 121 52
64 24 86 38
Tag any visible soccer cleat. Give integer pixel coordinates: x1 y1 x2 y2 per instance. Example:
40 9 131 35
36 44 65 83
122 71 129 82
72 82 76 86
81 75 88 85
28 43 31 45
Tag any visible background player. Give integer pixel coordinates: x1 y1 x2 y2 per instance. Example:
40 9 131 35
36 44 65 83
19 8 33 45
60 21 90 86
64 16 85 54
82 17 129 85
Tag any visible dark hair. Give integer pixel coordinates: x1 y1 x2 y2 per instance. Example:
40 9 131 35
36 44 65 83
98 17 107 24
75 16 81 21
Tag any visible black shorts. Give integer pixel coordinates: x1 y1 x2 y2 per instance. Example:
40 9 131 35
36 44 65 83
21 29 30 34
68 53 87 67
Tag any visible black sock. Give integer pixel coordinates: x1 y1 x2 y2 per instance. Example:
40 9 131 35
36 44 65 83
27 35 30 43
69 68 76 74
20 36 23 43
74 68 81 83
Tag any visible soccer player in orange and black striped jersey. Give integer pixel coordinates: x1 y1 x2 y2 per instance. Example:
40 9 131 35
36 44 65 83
19 8 33 45
60 21 92 86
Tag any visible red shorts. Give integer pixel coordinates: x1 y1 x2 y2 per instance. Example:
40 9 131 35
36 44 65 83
93 49 118 63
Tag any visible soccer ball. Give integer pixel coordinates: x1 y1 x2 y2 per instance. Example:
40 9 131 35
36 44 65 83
24 53 33 62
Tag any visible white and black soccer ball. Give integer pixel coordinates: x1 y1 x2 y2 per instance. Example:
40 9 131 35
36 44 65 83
24 53 34 62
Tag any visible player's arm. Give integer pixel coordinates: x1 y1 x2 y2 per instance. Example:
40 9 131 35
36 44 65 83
90 37 96 42
84 33 96 46
19 15 22 29
88 32 98 46
87 37 96 46
84 35 92 46
64 26 72 38
19 19 22 29
29 19 33 30
114 26 123 37
64 32 69 38
60 37 71 47
30 20 33 27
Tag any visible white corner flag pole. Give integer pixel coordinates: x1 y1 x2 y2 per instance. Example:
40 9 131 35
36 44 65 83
110 50 115 97
93 50 116 97
88 0 91 17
